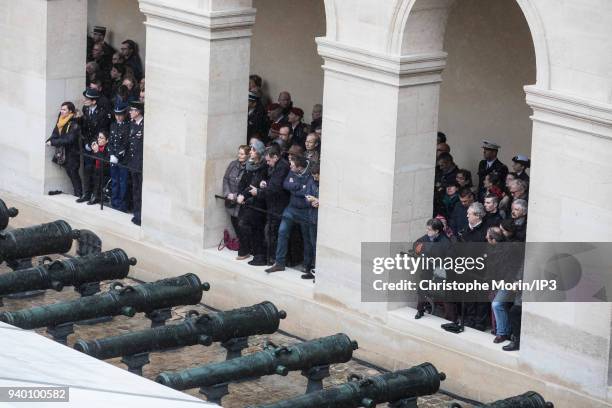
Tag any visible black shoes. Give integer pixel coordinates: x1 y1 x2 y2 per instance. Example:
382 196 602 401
76 194 90 203
87 196 100 205
301 271 315 280
265 264 285 273
494 335 510 344
503 339 520 351
131 217 141 226
415 310 425 320
248 258 267 266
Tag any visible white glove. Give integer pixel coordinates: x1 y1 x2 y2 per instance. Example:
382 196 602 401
85 144 92 152
110 155 119 164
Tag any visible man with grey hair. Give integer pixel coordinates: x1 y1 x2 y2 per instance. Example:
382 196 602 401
511 199 528 242
460 202 487 242
509 179 529 202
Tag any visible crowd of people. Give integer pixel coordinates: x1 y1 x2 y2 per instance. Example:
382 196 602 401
222 75 322 280
47 26 145 225
46 27 529 346
412 133 531 351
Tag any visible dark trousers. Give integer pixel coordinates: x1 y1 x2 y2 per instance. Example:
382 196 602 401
230 216 240 237
509 305 522 339
92 164 110 200
82 155 95 196
464 302 491 331
111 165 129 211
131 171 142 222
64 156 82 197
266 214 282 263
237 208 266 260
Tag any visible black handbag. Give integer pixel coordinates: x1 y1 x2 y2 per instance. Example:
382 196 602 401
52 146 66 166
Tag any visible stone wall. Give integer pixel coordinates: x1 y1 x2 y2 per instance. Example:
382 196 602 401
438 0 536 179
250 0 326 119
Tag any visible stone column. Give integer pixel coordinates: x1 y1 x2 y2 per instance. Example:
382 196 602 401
520 85 612 400
314 38 446 313
0 0 86 197
138 0 255 251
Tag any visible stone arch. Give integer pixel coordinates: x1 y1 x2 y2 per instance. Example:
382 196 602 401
388 0 549 87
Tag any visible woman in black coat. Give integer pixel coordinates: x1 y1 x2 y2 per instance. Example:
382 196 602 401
236 140 268 265
47 102 83 198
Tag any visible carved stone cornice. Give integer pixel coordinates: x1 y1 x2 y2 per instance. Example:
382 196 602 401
316 37 447 87
139 0 256 41
525 85 612 140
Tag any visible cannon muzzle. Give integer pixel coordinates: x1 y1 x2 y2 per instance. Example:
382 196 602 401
0 199 18 231
481 391 554 408
0 220 75 263
249 362 444 408
75 301 286 359
0 273 208 329
156 333 357 390
0 249 135 297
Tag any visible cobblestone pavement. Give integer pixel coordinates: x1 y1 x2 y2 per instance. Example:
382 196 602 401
0 259 473 408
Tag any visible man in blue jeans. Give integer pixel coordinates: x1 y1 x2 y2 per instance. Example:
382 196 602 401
265 156 313 273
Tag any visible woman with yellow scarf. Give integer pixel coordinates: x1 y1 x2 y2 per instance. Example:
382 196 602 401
47 102 83 198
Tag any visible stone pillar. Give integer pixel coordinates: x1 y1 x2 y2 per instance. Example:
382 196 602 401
138 0 255 251
0 0 86 197
520 85 612 400
314 38 446 313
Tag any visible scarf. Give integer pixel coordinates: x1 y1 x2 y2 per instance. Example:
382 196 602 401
56 113 74 134
246 158 264 172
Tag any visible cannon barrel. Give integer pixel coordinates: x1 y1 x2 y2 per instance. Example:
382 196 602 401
0 249 137 296
0 199 18 231
249 363 445 408
74 301 286 359
156 333 358 390
482 391 554 408
0 273 209 329
0 220 76 263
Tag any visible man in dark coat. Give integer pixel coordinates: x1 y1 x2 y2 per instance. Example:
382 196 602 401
414 218 451 319
256 144 290 265
77 88 111 203
449 188 474 236
477 140 508 197
107 102 131 211
120 40 143 82
288 107 308 149
89 26 115 66
247 91 268 143
460 202 487 243
127 101 144 225
483 194 503 230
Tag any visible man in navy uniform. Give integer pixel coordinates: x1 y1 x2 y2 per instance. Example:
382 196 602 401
107 102 131 212
77 88 111 203
477 140 508 198
127 101 144 225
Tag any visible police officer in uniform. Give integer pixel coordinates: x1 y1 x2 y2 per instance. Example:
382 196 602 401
127 101 144 225
77 88 111 203
477 140 508 200
107 102 131 211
